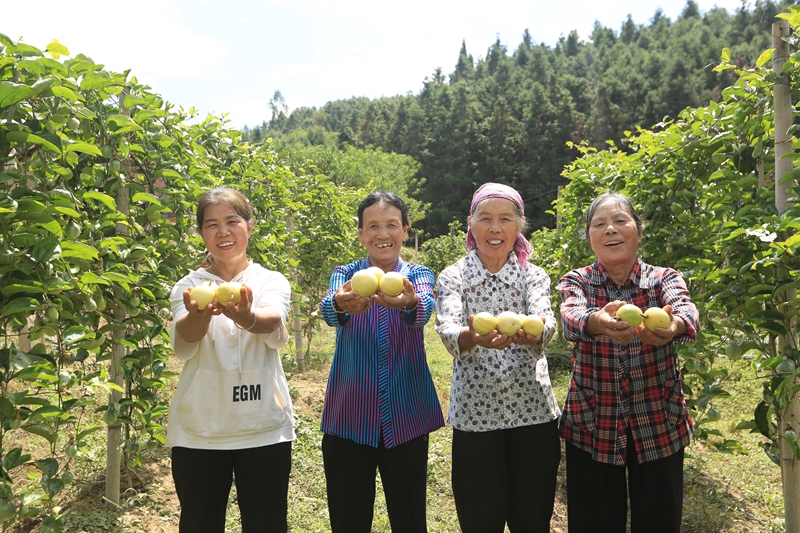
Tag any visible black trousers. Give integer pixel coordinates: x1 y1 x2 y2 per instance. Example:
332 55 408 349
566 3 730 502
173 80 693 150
171 443 291 533
322 433 429 533
451 420 561 533
565 440 684 533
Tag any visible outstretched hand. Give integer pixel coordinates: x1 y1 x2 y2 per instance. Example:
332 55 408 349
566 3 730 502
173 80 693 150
466 315 513 350
217 284 255 324
635 304 681 346
333 280 372 315
593 300 638 345
374 276 419 311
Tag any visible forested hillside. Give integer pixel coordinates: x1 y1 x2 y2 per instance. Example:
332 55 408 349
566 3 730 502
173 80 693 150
244 0 791 237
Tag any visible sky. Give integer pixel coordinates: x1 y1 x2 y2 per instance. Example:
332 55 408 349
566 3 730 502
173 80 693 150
3 0 754 129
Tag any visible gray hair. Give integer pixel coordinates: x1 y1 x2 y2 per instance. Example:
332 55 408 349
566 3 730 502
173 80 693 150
583 192 643 243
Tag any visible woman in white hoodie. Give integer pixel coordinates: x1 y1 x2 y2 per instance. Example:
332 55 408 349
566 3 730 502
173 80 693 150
167 187 294 533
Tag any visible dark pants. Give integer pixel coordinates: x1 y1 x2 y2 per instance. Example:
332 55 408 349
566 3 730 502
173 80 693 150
565 440 684 533
451 420 561 533
172 443 291 533
322 433 429 533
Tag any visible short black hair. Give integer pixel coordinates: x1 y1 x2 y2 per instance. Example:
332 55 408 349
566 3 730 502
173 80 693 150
357 192 410 228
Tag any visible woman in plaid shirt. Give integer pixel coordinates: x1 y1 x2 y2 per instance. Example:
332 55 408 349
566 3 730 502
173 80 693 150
557 192 699 533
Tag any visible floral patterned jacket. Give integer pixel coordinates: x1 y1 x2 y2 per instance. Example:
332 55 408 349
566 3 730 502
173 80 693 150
435 250 561 431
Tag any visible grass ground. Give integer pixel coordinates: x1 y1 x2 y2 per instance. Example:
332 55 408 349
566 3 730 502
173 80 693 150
9 317 787 533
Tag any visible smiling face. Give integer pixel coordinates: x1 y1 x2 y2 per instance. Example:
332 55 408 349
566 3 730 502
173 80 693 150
468 197 524 273
588 199 642 273
200 202 253 268
358 201 408 272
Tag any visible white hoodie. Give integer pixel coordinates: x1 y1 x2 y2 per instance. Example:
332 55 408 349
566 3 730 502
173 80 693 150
166 262 295 450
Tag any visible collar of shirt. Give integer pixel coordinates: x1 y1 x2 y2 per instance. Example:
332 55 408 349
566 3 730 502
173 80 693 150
462 249 525 288
586 257 650 290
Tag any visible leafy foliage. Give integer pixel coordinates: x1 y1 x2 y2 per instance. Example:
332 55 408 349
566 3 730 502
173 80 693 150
0 34 361 531
419 220 467 276
245 0 792 237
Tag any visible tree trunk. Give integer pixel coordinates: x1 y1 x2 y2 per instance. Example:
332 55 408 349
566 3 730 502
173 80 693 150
772 19 800 533
106 89 130 506
287 215 305 372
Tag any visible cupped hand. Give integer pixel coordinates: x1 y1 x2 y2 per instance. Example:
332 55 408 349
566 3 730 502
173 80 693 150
183 288 222 317
468 315 513 350
334 280 372 315
597 300 637 345
508 328 544 346
635 304 679 346
374 277 418 311
217 283 255 323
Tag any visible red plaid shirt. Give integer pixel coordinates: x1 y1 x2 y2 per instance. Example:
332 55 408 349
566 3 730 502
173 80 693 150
557 258 698 466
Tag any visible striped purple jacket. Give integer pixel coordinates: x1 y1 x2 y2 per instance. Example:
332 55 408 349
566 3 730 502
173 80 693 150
319 258 444 448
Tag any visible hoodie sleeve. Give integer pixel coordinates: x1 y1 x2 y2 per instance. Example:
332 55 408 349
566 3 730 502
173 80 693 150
255 269 292 350
169 274 202 361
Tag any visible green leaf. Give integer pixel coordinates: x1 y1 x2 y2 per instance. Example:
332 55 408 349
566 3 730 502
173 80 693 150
712 439 749 454
63 327 93 346
736 420 757 430
0 297 40 318
107 113 142 133
779 167 800 185
0 78 56 107
32 236 61 263
29 405 64 420
24 424 57 444
756 48 775 68
81 191 116 211
50 86 78 103
754 402 774 438
5 130 61 154
747 284 773 295
783 233 800 249
76 426 101 444
132 192 163 205
1 447 31 472
1 282 46 297
35 457 59 478
753 310 787 321
65 142 103 156
720 47 731 63
45 39 69 57
80 72 113 91
736 175 758 188
60 241 99 260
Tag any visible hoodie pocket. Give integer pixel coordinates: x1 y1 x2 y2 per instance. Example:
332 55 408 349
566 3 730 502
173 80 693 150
178 368 289 438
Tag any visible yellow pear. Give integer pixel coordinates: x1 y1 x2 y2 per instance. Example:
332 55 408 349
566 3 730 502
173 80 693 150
351 270 379 297
216 282 242 304
615 304 643 327
496 311 523 336
643 307 671 331
379 272 405 297
366 266 385 285
520 315 545 336
190 281 217 310
472 312 497 336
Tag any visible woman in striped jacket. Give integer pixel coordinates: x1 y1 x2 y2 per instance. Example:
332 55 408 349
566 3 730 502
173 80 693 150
319 191 444 533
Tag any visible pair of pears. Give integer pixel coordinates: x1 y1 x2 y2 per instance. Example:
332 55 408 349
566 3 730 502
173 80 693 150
350 267 405 297
189 280 243 310
472 311 545 337
615 304 671 331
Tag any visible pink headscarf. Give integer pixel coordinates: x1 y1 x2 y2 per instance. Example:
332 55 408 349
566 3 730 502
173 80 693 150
465 182 531 268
